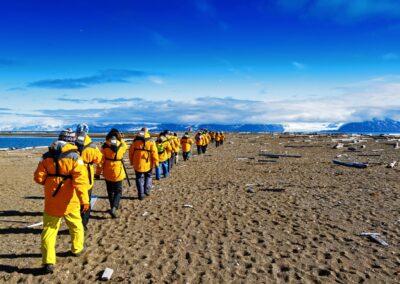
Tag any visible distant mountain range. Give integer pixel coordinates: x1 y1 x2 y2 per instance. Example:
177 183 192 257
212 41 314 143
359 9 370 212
337 118 400 133
3 119 400 133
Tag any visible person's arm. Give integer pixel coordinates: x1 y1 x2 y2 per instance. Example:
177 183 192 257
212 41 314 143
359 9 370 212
34 159 47 185
151 142 159 168
72 158 90 205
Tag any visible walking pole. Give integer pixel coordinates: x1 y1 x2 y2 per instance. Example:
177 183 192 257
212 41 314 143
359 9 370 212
121 159 131 186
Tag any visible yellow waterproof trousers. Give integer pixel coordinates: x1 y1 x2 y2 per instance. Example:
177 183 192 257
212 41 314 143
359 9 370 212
41 207 84 265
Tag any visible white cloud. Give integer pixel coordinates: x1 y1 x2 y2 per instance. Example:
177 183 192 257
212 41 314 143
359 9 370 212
2 75 400 130
382 52 399 60
148 76 165 85
292 61 307 70
276 0 400 23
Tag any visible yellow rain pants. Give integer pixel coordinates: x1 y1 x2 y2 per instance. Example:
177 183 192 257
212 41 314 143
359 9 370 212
41 207 84 264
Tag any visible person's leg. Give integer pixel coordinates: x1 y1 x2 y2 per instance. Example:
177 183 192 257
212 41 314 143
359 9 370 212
41 212 62 265
197 145 201 155
187 152 191 160
175 152 178 164
182 152 187 161
112 181 123 209
155 163 161 180
162 161 169 177
106 181 114 209
81 189 92 229
135 172 145 200
64 207 85 255
144 171 152 195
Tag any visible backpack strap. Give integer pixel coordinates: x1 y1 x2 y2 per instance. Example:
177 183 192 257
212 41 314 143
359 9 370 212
45 149 77 197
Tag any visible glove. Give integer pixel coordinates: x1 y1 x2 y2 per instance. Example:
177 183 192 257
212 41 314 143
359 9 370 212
94 174 100 180
81 204 90 214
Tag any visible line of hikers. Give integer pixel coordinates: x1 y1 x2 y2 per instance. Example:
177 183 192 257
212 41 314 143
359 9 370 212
33 124 225 274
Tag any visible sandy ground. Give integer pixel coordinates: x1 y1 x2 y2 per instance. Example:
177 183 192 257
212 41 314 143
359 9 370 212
0 133 399 284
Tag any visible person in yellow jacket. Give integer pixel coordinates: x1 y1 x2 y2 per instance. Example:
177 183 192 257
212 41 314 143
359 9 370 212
95 128 127 218
129 130 159 200
220 131 225 145
75 124 103 229
155 134 172 180
180 132 194 161
34 129 89 274
172 132 180 165
195 131 204 155
201 130 210 154
215 131 221 147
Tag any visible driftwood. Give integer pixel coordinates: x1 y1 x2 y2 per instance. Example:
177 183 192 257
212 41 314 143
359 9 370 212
387 161 397 168
357 154 381 157
360 232 389 246
332 160 368 169
333 143 344 149
259 153 302 158
26 221 43 228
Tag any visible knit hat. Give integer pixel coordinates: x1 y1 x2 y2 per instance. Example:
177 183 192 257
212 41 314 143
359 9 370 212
58 128 76 142
76 123 89 134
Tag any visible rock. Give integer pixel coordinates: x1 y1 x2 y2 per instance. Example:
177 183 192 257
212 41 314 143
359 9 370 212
247 188 255 193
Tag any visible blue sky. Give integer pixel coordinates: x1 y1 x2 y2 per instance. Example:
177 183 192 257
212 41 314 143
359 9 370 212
1 0 400 131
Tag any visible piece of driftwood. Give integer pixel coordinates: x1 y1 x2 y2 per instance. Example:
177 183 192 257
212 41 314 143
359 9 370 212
26 221 43 228
259 153 301 158
387 161 397 168
183 204 193 208
360 232 389 246
357 154 381 157
101 268 114 281
332 160 368 168
333 143 344 149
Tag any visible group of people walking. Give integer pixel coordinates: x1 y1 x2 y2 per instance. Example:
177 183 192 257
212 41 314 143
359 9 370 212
33 125 225 273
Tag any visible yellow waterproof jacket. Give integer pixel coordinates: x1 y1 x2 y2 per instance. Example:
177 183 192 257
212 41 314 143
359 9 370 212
78 135 103 189
210 132 215 140
221 134 225 141
96 139 127 182
215 133 221 141
172 136 180 153
129 135 159 173
180 137 194 152
34 142 89 217
203 134 209 145
206 133 211 143
156 139 172 163
165 140 173 158
195 133 204 146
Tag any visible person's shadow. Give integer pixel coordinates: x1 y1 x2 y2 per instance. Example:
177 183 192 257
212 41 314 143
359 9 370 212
0 264 45 276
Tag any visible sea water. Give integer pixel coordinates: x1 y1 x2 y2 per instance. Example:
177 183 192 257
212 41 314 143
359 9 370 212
0 136 103 150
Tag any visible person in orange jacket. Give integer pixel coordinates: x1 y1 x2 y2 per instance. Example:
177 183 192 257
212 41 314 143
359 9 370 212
96 128 128 218
75 124 103 229
129 130 159 200
180 132 194 161
155 134 172 179
215 131 221 147
195 131 204 155
172 132 180 165
34 129 89 274
220 131 225 145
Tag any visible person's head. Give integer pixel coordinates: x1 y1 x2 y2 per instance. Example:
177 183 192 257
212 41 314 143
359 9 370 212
58 128 76 143
106 128 121 141
76 123 89 135
141 127 148 132
174 132 178 137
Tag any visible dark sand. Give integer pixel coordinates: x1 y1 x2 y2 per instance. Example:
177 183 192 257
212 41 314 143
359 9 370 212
0 133 399 283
